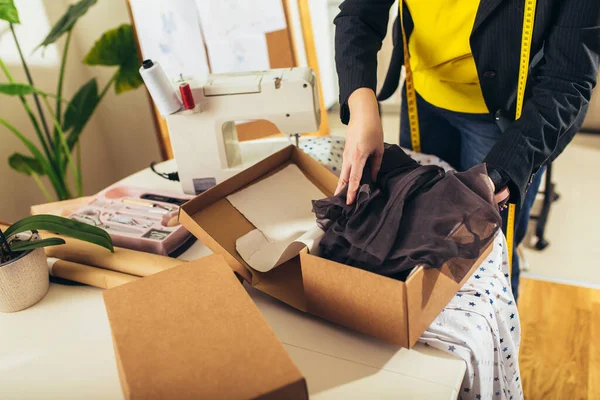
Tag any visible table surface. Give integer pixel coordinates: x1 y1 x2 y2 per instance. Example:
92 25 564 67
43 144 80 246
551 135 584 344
0 159 466 400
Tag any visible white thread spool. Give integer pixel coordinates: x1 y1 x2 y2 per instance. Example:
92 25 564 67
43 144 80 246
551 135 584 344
139 60 182 116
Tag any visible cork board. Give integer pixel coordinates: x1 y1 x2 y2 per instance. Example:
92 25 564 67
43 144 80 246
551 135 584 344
127 0 329 160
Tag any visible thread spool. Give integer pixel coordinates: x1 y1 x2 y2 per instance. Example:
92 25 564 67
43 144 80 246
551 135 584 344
139 60 182 116
179 82 195 110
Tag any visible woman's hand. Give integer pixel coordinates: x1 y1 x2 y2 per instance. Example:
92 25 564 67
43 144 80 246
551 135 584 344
337 88 384 205
486 176 511 205
495 186 510 205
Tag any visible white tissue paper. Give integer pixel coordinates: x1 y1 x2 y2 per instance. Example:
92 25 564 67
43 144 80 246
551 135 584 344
226 164 325 272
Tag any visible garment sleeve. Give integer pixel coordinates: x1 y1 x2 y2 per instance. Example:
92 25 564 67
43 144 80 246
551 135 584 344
484 1 600 206
334 0 396 124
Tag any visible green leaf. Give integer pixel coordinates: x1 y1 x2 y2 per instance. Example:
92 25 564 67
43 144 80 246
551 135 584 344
0 82 64 98
0 118 57 182
0 83 70 106
0 82 37 96
0 0 19 24
8 152 46 176
63 78 99 136
83 24 131 66
114 63 143 94
0 117 71 201
4 214 114 252
38 0 97 48
83 24 143 94
10 237 66 252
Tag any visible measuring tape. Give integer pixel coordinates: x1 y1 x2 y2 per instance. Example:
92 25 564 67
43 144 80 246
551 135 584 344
399 0 538 275
507 0 538 275
398 2 421 153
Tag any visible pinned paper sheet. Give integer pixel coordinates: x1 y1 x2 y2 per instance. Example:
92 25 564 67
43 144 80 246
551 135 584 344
195 0 286 74
226 164 325 272
130 0 210 79
206 34 270 74
195 0 287 41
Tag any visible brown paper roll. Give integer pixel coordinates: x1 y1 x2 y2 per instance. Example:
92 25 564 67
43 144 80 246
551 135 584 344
42 233 185 277
49 258 139 289
30 197 92 217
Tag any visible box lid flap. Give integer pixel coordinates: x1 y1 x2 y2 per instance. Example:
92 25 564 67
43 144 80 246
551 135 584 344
103 255 307 400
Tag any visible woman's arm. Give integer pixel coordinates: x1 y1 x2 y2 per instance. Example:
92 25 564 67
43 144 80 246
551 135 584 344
334 0 395 124
334 0 395 203
484 1 600 206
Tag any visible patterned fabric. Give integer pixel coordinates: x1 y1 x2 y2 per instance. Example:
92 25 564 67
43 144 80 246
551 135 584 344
298 137 345 175
301 138 522 399
403 147 454 172
299 136 454 174
420 232 522 400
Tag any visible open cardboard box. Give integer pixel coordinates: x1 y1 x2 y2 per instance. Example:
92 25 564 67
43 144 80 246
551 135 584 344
180 146 492 348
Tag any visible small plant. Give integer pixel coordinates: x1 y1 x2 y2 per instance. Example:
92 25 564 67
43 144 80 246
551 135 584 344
0 0 143 201
0 214 113 264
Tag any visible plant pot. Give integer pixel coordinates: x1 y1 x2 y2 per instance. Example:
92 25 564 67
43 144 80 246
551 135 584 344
0 247 49 313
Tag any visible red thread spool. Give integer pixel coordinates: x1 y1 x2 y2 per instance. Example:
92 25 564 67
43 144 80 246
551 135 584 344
179 82 195 110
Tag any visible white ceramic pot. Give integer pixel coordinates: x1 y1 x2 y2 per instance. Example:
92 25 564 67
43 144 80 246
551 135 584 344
0 247 49 313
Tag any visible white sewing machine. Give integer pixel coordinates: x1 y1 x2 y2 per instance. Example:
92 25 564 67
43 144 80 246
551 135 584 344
166 68 321 195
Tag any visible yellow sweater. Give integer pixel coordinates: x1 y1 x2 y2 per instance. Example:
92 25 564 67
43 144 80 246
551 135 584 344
406 0 488 113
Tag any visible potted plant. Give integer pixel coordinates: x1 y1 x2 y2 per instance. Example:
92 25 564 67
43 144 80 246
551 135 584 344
0 214 113 313
0 0 143 201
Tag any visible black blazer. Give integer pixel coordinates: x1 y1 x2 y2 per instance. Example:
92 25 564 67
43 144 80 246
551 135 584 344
334 0 600 206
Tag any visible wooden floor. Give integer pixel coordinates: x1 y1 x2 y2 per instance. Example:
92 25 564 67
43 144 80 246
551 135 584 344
519 278 600 400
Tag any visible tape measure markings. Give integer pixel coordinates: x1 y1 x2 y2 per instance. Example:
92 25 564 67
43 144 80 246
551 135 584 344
516 0 537 120
399 2 421 153
506 0 537 275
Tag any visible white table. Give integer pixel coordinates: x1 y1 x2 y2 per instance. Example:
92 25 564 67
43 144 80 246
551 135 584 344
0 160 466 399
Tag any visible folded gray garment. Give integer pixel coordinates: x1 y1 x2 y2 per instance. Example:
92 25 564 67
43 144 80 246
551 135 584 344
312 144 501 281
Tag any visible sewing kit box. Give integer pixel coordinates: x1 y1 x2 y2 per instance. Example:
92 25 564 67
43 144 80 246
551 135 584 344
103 255 307 400
180 145 492 348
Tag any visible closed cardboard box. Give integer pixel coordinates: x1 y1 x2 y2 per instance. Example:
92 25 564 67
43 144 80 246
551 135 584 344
180 146 492 348
103 255 307 400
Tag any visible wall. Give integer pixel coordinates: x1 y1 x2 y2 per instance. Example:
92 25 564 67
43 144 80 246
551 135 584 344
310 0 337 109
375 2 401 107
0 0 159 222
73 0 160 175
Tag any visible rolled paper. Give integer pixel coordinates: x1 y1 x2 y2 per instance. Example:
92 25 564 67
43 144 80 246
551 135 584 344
42 232 185 277
48 258 139 289
30 197 92 217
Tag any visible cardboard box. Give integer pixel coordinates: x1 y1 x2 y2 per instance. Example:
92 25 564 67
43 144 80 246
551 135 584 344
103 255 307 400
180 146 492 348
